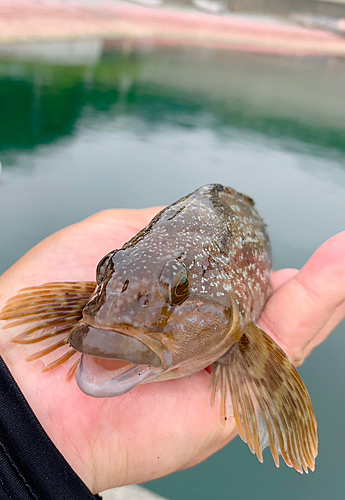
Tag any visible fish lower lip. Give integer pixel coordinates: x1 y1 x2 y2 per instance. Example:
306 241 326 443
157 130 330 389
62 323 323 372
75 354 159 397
68 322 166 368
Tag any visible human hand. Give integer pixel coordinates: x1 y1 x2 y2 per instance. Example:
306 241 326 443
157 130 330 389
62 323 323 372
0 209 344 493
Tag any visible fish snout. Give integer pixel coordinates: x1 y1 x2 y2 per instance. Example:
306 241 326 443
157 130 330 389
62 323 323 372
68 322 171 369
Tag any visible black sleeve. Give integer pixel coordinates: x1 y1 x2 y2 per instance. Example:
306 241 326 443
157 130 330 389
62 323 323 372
0 357 102 500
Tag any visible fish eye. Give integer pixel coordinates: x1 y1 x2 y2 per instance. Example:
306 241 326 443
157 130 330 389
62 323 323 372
96 250 116 285
159 260 190 305
172 274 189 303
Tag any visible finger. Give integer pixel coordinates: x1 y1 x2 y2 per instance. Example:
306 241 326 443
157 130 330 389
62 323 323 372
271 268 298 292
258 231 345 365
303 300 345 358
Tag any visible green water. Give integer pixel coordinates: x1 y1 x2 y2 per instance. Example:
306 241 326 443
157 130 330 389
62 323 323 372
0 41 344 499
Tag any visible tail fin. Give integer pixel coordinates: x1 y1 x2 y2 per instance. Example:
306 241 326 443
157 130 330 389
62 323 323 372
211 322 317 473
0 282 96 379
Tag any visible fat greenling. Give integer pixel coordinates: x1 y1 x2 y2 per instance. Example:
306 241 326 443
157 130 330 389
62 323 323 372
0 184 317 473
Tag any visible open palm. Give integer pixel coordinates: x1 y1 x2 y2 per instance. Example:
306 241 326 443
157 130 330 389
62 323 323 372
0 208 344 494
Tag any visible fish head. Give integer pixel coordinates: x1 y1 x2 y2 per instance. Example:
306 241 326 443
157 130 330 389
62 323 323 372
69 246 239 397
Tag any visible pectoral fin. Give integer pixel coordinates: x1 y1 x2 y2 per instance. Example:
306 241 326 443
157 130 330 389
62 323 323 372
0 282 96 378
211 322 318 473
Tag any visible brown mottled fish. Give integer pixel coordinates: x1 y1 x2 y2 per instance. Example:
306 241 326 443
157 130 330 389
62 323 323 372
0 184 317 472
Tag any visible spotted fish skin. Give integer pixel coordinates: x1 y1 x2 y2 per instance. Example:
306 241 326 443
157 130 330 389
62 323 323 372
85 184 272 334
127 183 273 324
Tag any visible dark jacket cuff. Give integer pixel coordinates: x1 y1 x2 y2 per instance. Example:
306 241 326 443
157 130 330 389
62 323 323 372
0 356 102 500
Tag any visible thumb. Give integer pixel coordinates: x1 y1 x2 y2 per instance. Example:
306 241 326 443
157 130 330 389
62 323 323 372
258 231 345 365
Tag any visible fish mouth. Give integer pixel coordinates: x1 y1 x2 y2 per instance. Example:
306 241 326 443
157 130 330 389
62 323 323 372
68 322 172 398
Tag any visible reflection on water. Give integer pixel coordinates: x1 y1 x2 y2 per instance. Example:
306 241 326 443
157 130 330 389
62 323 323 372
1 41 345 155
0 39 345 500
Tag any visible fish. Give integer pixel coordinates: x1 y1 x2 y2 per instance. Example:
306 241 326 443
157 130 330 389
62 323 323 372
0 184 317 472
